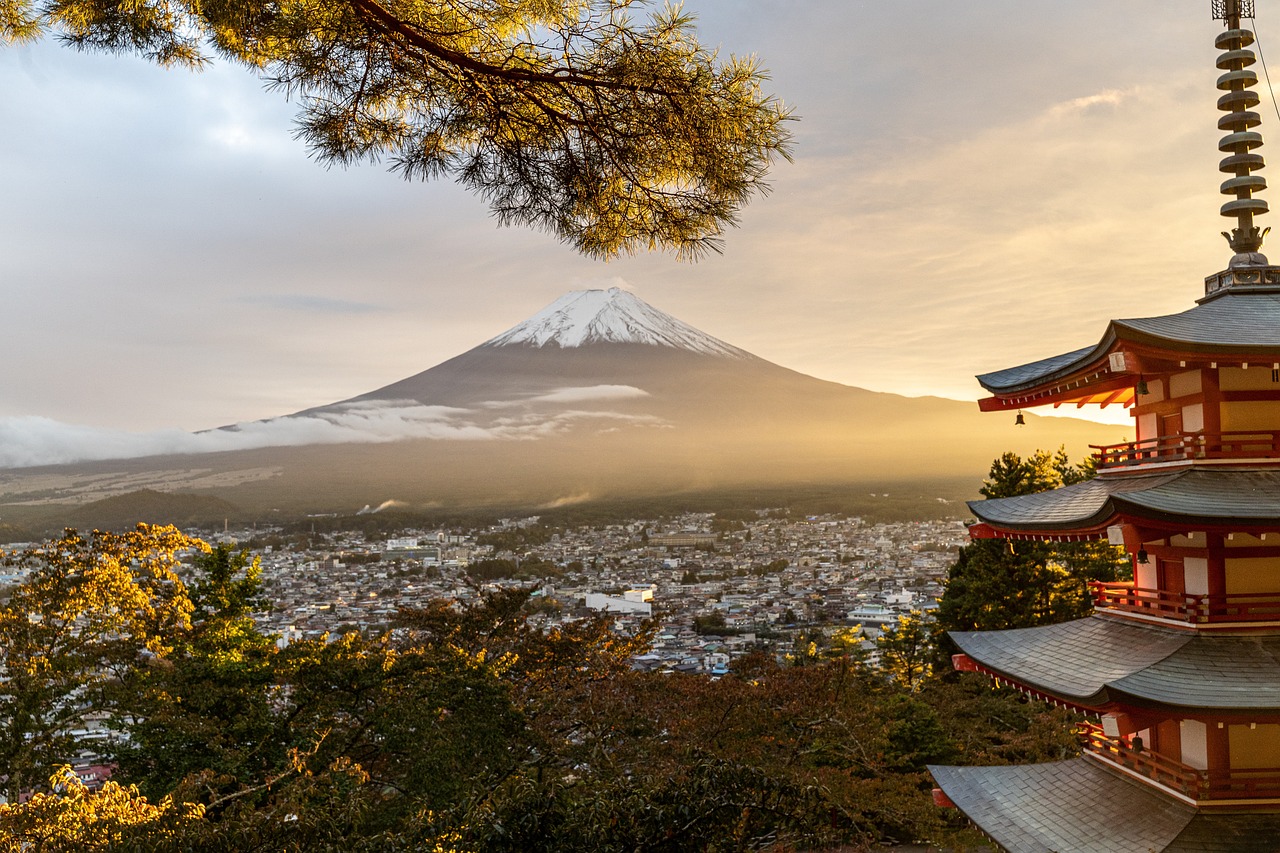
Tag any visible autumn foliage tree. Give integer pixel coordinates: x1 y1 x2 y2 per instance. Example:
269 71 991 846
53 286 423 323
2 0 792 259
0 526 202 803
0 526 1082 850
0 766 203 853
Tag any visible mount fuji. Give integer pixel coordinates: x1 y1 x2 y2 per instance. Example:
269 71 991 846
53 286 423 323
0 289 1127 515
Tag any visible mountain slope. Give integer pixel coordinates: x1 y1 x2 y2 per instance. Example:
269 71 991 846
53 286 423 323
0 289 1131 514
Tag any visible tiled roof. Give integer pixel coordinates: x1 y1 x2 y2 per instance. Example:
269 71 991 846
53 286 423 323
949 616 1189 706
969 469 1280 532
930 758 1280 852
976 292 1280 395
966 473 1178 531
928 759 1195 852
1117 292 1280 349
1111 632 1280 709
1123 470 1280 522
976 346 1101 395
951 615 1280 711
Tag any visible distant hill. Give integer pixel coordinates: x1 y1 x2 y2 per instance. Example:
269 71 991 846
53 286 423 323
57 489 242 532
0 288 1129 518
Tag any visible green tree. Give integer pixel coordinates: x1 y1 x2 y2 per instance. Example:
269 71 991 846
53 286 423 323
936 448 1126 635
0 526 200 802
112 544 281 802
879 694 956 772
4 0 792 259
693 610 728 635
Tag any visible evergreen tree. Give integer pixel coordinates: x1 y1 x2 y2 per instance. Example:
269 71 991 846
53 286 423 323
937 448 1127 635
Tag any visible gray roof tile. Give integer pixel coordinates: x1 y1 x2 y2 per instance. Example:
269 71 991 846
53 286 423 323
952 615 1280 711
932 758 1280 852
1117 292 1280 349
1121 470 1280 521
976 292 1280 395
928 759 1196 852
1166 814 1280 852
977 346 1100 395
970 469 1280 532
1111 633 1280 709
950 616 1189 706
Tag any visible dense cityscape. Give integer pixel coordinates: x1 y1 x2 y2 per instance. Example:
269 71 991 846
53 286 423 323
217 512 964 675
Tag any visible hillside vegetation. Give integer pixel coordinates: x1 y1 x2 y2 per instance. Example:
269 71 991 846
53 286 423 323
0 526 1077 851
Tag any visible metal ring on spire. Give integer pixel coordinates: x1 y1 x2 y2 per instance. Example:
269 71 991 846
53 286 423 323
1216 22 1270 256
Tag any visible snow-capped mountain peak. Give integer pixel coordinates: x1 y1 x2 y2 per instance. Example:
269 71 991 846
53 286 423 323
483 288 750 358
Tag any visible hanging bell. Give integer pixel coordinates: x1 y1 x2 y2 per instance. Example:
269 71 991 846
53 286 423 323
1136 377 1150 396
1015 410 1026 426
1137 548 1149 564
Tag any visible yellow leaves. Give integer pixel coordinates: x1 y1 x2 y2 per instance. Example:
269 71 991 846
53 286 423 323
0 526 211 802
325 754 370 786
0 765 203 852
8 524 202 630
446 642 517 676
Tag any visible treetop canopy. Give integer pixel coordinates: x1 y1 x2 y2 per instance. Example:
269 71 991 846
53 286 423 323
3 0 793 259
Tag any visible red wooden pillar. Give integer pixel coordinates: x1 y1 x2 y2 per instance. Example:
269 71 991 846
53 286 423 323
1207 533 1227 614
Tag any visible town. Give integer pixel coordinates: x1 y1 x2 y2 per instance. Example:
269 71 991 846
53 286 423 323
214 511 968 674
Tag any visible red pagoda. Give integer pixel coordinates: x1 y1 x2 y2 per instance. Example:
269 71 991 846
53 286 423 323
928 2 1280 850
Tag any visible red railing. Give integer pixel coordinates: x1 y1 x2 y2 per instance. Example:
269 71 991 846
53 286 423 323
1082 726 1201 795
1090 581 1280 623
1091 430 1280 469
1081 726 1280 801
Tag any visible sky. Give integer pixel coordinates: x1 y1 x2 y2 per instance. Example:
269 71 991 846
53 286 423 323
0 0 1254 447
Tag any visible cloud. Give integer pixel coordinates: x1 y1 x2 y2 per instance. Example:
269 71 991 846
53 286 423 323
1046 88 1131 119
538 493 594 509
480 385 651 408
568 275 634 292
527 385 650 404
0 401 668 468
356 500 408 514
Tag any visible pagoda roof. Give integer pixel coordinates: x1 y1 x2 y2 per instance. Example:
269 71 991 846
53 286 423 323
950 615 1280 711
929 758 1280 853
978 290 1280 396
968 469 1280 534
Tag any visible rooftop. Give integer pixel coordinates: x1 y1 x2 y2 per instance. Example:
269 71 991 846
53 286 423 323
977 289 1280 399
929 758 1280 853
951 614 1280 711
968 468 1280 534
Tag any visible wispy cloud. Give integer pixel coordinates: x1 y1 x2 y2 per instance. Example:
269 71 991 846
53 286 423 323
356 499 409 514
538 492 594 509
480 385 651 408
527 385 650 404
0 401 668 468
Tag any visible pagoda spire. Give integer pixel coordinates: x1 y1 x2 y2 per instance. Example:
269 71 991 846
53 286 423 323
1214 0 1271 261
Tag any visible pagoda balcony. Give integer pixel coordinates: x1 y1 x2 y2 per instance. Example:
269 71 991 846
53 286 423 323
1092 430 1280 470
1089 581 1280 624
1081 725 1280 802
